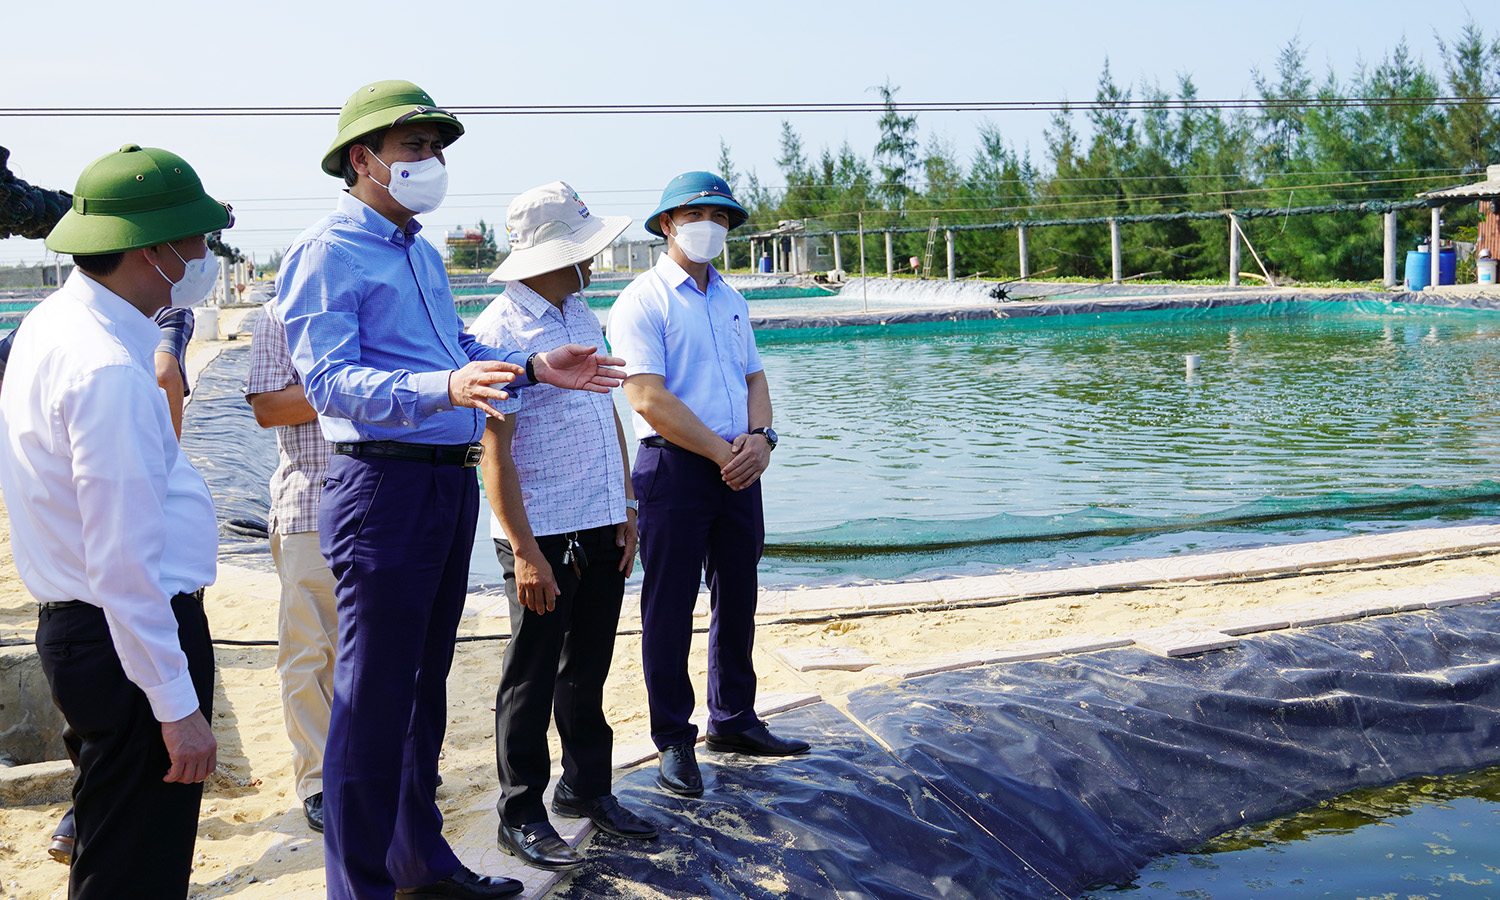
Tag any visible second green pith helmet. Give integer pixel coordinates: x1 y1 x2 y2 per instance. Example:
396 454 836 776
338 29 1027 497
321 80 465 177
45 144 232 255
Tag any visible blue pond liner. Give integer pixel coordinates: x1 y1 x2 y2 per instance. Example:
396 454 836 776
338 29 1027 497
556 604 1500 899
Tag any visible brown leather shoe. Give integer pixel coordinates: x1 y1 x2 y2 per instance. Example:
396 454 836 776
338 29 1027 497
48 807 75 865
47 834 73 866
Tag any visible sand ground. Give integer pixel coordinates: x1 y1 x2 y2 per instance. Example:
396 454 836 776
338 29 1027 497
3 306 1500 899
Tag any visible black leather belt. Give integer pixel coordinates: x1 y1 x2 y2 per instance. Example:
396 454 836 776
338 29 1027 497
641 436 683 451
39 600 88 611
40 589 202 612
334 441 484 467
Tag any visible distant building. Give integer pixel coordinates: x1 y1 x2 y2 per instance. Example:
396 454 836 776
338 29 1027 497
597 240 663 272
743 220 832 275
445 226 487 268
1418 164 1500 259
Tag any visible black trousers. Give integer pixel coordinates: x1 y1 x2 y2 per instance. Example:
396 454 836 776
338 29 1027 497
493 524 625 826
36 592 215 900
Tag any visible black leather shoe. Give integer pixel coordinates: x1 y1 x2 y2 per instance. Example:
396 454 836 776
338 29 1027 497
552 781 658 839
303 792 324 833
705 724 810 757
657 742 703 796
496 821 583 871
395 865 524 898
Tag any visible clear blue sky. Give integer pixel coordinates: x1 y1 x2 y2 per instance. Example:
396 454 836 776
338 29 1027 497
1 0 1486 267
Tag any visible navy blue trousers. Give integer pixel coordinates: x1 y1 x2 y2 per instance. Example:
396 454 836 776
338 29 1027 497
633 443 764 749
319 454 475 900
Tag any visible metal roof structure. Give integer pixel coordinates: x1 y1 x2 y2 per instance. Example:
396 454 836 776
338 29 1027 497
1418 164 1500 200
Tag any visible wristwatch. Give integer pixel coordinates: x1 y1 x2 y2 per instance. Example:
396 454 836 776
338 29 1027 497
750 426 778 450
524 352 540 384
624 499 639 512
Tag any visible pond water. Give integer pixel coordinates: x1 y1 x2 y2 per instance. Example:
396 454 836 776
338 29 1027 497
1087 767 1500 900
202 297 1500 589
730 300 1500 583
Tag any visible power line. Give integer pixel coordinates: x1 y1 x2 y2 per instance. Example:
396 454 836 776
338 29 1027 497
219 168 1465 207
2 96 1498 117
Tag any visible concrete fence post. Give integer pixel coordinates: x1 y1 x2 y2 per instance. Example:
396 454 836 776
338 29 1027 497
1383 211 1397 288
1229 216 1241 287
1110 218 1122 285
1430 206 1442 290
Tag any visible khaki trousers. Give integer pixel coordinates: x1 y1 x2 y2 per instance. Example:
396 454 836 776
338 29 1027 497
271 529 338 800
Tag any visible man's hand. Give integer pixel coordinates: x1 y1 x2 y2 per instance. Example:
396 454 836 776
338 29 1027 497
516 546 561 615
616 509 638 577
161 710 217 783
721 432 772 491
534 345 625 394
450 361 522 418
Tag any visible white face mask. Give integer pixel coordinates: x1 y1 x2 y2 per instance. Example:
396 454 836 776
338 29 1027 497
670 220 728 264
155 244 219 309
369 151 448 214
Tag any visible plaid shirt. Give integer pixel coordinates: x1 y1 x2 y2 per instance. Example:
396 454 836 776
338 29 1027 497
246 303 330 535
154 306 194 395
470 282 627 537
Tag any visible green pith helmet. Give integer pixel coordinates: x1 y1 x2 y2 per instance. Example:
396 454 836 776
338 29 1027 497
321 79 465 177
45 144 232 255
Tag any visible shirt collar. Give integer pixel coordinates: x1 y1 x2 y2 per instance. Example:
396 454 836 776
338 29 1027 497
61 270 163 367
337 190 423 245
654 253 722 294
500 280 568 321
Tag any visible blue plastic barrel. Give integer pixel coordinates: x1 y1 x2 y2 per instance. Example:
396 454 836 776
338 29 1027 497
1406 250 1431 290
760 255 772 273
1405 248 1458 290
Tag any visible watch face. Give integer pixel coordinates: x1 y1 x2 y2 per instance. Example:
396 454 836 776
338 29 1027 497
762 427 778 445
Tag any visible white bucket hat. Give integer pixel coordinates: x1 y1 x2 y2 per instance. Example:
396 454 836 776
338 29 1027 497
488 181 630 283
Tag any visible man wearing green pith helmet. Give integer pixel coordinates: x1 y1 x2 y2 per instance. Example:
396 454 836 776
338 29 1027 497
276 80 623 900
0 144 231 900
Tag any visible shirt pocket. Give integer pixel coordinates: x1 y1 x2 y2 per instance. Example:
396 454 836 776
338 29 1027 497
724 314 748 370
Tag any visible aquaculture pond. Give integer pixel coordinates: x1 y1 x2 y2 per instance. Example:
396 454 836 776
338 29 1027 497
1087 767 1500 899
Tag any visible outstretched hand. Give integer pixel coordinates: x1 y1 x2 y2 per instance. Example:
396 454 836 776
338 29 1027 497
535 344 625 394
450 360 522 418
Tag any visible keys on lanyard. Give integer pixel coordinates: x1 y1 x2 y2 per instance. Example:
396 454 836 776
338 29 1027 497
561 533 587 579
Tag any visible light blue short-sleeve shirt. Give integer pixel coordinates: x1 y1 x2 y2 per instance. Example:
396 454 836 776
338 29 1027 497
607 255 762 441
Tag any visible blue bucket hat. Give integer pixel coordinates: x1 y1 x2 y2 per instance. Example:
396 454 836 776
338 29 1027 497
645 171 748 237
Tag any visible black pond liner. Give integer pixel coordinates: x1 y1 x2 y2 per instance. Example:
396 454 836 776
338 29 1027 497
178 333 278 570
556 603 1500 899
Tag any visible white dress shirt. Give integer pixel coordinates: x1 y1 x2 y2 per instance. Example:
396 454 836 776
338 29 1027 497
470 282 626 537
607 255 763 441
0 271 217 723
